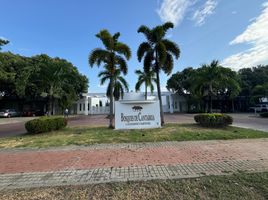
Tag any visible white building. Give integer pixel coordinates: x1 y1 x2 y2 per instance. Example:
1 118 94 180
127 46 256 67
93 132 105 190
74 92 187 115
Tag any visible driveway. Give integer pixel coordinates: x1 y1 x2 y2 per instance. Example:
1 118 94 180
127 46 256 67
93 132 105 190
0 113 267 137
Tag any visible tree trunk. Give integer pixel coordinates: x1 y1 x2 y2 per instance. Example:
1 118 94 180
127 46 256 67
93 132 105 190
48 95 53 116
109 77 114 129
156 72 164 126
145 83 147 100
209 84 213 113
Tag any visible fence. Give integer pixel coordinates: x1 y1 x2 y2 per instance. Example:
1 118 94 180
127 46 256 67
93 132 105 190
88 106 110 115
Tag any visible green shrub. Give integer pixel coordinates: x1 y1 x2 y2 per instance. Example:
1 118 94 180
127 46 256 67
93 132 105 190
25 117 67 134
194 113 233 127
260 112 268 118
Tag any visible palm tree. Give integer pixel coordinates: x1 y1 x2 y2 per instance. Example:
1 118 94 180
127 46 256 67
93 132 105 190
195 60 235 113
135 69 157 100
99 68 129 101
137 22 180 125
89 30 131 128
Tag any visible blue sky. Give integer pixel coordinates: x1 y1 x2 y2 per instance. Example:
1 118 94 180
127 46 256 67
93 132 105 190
1 0 268 93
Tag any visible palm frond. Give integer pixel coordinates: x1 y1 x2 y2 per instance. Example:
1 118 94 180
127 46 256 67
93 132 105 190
143 51 154 72
162 39 180 59
88 49 109 67
163 53 174 75
96 30 113 50
115 42 131 60
118 76 129 91
135 80 143 92
162 22 174 33
137 25 151 41
137 42 151 62
115 55 128 75
156 42 167 66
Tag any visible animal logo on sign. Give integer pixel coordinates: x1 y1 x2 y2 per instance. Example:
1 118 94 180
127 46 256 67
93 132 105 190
132 106 143 112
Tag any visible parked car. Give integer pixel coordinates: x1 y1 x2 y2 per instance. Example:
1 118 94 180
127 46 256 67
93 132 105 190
249 104 268 112
22 109 44 117
0 109 20 118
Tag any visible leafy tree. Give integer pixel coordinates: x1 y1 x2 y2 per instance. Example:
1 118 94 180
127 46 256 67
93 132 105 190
0 52 88 114
239 65 268 105
193 60 228 113
0 52 35 98
167 63 240 113
167 67 203 111
99 68 129 101
89 30 131 128
0 39 9 50
135 69 157 100
34 54 88 115
137 22 180 125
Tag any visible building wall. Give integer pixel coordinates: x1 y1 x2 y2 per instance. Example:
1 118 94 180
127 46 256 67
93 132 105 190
73 92 187 115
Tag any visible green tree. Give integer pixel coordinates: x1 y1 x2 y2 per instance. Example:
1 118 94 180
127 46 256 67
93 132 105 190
239 65 268 106
89 30 131 128
99 68 129 101
34 54 88 115
137 22 180 125
167 67 203 111
135 69 157 100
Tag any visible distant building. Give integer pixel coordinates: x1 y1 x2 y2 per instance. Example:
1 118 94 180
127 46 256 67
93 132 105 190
73 92 187 115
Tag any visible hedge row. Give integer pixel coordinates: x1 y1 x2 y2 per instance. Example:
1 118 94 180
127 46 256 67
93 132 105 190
25 117 67 134
260 112 268 118
194 113 233 127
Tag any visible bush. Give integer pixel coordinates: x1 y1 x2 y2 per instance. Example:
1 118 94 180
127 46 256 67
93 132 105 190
260 112 268 118
25 117 67 134
194 113 233 128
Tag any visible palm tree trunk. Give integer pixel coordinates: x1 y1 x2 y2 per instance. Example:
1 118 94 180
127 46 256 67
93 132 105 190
109 77 114 128
156 71 164 126
145 83 147 100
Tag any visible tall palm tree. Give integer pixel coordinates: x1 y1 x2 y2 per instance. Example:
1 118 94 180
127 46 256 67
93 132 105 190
89 30 131 128
137 22 180 125
99 68 129 101
135 69 157 100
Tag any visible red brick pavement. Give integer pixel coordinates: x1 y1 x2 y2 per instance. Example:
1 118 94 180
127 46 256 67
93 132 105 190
0 139 267 174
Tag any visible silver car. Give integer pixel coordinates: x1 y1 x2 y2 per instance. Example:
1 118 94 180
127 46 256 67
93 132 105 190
0 109 20 118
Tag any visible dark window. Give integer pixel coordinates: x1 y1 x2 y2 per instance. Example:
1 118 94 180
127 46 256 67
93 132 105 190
79 104 82 111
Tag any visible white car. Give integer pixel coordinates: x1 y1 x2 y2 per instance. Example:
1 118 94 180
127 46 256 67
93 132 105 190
0 109 20 118
249 104 268 112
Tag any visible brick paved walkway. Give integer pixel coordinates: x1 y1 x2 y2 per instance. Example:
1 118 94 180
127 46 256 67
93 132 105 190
0 139 268 190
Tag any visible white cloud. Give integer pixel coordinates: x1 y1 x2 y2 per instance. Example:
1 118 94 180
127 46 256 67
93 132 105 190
157 0 194 26
222 2 268 70
192 0 218 26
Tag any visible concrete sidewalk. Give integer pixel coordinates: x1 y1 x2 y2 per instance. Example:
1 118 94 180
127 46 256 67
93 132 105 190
0 139 267 190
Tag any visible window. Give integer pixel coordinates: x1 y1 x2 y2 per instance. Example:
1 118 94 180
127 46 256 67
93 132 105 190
88 103 90 110
79 104 82 111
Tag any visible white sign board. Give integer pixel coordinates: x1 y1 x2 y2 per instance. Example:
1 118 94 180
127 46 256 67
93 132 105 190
115 100 161 130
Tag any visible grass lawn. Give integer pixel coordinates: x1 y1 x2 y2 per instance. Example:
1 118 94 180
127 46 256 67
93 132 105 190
0 124 267 149
1 172 267 200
